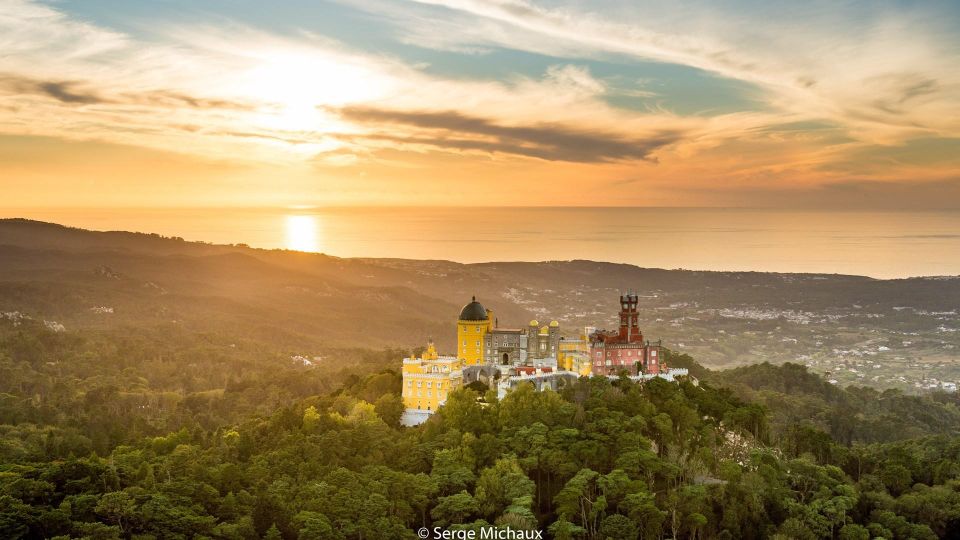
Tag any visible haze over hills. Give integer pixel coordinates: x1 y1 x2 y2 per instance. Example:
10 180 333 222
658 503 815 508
1 218 958 393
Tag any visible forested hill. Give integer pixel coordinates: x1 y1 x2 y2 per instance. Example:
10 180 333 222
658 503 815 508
4 325 960 538
2 218 959 384
2 221 960 537
3 281 960 540
707 359 960 447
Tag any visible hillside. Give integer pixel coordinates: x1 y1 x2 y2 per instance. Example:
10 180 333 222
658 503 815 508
4 219 960 538
2 219 959 392
4 334 960 539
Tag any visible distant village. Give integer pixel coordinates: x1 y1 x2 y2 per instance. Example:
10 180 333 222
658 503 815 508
400 293 690 426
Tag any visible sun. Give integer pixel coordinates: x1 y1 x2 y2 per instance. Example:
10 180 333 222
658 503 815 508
242 51 387 132
285 214 320 252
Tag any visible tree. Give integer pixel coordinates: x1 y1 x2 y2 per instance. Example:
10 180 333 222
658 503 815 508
431 449 476 496
598 514 637 540
475 457 535 519
620 491 665 539
94 491 135 535
432 492 479 527
498 382 573 429
496 495 538 531
294 512 343 540
686 512 708 540
302 406 322 433
837 523 870 540
440 389 489 434
554 469 604 539
374 393 404 428
881 464 912 495
265 523 283 540
549 516 586 540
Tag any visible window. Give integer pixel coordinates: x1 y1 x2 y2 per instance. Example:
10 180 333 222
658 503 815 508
427 381 432 388
407 380 412 386
651 350 657 357
417 391 422 397
437 382 442 389
427 390 432 397
476 325 480 332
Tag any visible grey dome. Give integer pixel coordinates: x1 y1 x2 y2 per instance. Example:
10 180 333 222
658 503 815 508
459 296 488 321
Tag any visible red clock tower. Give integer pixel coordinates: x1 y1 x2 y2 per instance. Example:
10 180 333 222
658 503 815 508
589 292 663 376
618 293 643 343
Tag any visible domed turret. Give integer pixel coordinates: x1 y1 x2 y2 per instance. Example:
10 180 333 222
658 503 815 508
529 319 539 327
549 320 559 327
459 296 488 321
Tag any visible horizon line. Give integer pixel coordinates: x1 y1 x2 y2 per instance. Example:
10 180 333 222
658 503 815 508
4 205 960 213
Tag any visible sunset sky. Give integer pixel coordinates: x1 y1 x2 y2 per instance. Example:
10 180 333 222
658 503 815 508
2 0 959 209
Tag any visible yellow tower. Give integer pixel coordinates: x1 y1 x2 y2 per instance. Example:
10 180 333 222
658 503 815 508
457 296 491 365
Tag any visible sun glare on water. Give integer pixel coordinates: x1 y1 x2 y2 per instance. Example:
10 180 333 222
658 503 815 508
285 214 320 252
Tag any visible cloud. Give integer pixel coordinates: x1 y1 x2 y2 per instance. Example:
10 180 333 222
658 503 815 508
0 75 108 104
0 72 260 109
132 91 257 111
0 0 754 168
34 80 106 104
867 74 940 115
1 0 958 209
0 2 370 164
375 0 960 142
335 106 682 162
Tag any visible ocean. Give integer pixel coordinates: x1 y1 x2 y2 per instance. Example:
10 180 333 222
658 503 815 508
3 207 960 279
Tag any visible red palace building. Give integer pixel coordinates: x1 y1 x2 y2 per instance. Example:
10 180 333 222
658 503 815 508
589 293 664 376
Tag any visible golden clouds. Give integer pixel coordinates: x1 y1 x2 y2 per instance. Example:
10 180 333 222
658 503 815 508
0 0 958 208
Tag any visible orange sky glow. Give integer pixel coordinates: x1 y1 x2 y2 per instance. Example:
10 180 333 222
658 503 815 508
1 0 959 209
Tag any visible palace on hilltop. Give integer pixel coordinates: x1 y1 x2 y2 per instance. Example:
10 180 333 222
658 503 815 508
400 293 688 426
456 296 561 367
